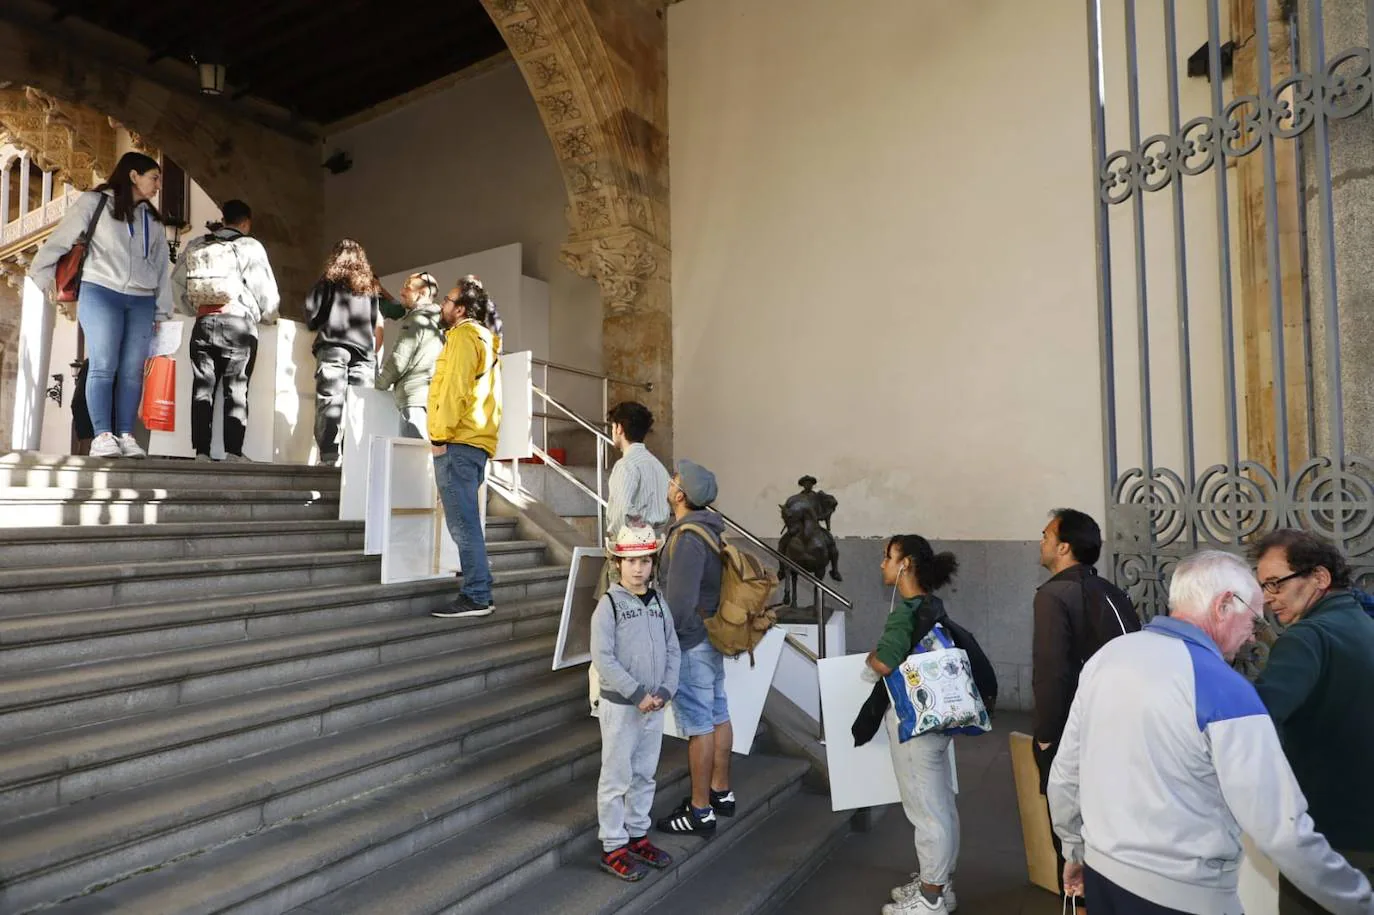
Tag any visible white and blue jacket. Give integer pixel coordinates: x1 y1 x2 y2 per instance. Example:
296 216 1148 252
1048 616 1373 915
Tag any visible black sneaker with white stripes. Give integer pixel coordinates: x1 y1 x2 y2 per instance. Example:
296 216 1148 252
710 788 736 817
656 799 717 837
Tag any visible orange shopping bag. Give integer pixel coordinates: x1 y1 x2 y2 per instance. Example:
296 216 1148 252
140 355 176 432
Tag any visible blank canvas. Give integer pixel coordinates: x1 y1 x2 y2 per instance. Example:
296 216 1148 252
662 627 787 756
818 653 958 812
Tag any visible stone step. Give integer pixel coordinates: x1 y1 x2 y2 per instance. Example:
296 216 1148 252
0 674 589 915
0 518 369 568
0 590 568 742
0 618 563 822
0 549 383 615
0 562 560 673
640 793 854 915
0 486 340 526
50 717 608 915
297 752 810 915
0 540 549 616
0 452 342 492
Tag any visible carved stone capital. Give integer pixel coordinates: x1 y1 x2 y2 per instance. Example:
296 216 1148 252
0 88 116 190
560 230 668 315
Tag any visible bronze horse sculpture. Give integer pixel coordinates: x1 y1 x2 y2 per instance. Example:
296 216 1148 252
777 476 841 606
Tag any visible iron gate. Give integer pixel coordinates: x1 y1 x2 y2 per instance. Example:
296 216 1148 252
1090 0 1374 616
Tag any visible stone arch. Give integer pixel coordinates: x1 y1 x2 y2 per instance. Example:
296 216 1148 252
479 0 674 454
0 19 322 313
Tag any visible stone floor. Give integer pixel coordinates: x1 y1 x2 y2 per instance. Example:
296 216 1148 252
788 712 1062 915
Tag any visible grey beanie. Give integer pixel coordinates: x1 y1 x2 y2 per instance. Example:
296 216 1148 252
676 459 718 507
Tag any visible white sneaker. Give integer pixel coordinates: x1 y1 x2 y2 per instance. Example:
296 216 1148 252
892 877 956 912
882 893 947 915
194 454 214 463
90 432 121 458
224 453 253 463
116 434 147 459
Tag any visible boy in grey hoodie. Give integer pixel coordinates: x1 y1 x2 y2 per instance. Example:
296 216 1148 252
591 524 681 882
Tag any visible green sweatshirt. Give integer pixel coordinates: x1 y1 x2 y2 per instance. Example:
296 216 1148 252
1254 589 1374 850
874 593 942 670
375 303 445 410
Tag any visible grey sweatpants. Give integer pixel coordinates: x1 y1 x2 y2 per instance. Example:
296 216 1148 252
885 708 960 885
597 700 664 852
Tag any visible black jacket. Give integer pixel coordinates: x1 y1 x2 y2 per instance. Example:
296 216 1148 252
1031 564 1140 745
851 596 998 747
1254 590 1374 850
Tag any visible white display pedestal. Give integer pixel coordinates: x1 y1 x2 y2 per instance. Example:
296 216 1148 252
147 317 317 463
775 611 847 721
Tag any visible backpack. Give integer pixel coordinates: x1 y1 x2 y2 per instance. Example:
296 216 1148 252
184 235 242 306
668 523 780 666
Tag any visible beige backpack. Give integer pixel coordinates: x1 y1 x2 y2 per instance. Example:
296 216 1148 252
668 523 780 666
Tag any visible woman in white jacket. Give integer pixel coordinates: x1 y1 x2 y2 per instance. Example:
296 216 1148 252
29 152 175 458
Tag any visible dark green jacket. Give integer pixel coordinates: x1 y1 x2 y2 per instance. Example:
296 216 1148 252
1254 590 1374 850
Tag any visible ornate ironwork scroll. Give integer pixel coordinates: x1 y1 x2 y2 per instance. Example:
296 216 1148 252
1091 0 1374 619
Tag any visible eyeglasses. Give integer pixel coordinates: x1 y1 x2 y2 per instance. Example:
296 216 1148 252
1232 593 1267 633
1259 570 1306 595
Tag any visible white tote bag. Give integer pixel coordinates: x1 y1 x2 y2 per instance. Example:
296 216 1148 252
883 623 991 741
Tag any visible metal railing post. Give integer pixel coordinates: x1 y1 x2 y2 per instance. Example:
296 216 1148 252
814 581 827 660
595 436 606 547
814 580 827 741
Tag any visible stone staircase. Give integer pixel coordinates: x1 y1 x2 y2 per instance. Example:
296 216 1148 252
0 453 853 914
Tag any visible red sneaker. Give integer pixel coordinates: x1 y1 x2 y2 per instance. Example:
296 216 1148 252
627 836 674 869
600 846 648 882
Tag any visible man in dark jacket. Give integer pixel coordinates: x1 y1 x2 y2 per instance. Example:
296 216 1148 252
1033 508 1141 892
655 459 731 837
1253 529 1374 915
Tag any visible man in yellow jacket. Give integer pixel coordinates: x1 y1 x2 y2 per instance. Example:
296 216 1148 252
428 277 503 618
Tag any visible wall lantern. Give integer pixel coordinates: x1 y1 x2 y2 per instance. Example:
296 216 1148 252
195 57 226 96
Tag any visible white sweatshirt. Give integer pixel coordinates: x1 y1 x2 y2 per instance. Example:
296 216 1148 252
1048 616 1373 915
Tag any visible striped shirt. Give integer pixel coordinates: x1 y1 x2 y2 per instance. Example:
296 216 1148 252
605 443 672 535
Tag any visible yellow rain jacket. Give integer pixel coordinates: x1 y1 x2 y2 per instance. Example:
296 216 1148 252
426 319 502 455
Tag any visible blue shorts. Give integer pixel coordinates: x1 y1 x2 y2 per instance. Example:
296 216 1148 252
674 640 729 737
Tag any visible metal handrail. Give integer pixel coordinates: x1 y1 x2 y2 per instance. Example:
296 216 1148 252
535 410 608 429
534 387 614 445
531 357 653 391
532 444 607 509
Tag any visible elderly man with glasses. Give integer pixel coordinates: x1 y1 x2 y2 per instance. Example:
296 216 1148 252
1047 549 1373 915
1251 530 1374 915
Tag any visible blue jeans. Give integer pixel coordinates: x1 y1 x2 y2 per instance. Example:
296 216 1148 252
77 283 156 436
674 641 729 737
434 443 493 604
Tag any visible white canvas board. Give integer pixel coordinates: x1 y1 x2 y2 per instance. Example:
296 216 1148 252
660 628 787 757
339 386 401 521
494 351 533 462
364 435 389 555
818 653 958 812
552 546 608 670
379 438 484 584
148 320 184 358
380 438 439 584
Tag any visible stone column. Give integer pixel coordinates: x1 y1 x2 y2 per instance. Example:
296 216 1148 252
1299 0 1374 461
1231 0 1312 471
0 159 11 229
16 150 29 219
